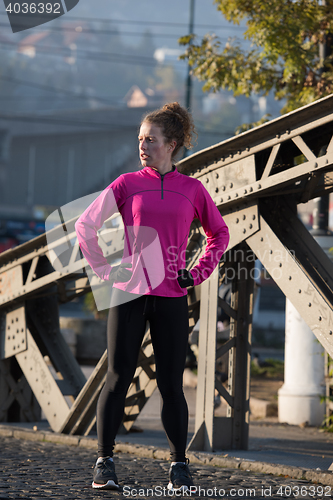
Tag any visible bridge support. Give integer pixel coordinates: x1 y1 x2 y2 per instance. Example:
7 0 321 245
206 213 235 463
188 244 254 451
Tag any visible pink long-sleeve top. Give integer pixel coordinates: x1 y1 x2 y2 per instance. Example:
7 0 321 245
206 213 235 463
75 166 229 297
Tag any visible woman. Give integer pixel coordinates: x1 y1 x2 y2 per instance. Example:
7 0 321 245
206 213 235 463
75 102 229 493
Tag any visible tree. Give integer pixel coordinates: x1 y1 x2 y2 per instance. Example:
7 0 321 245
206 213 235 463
179 0 333 113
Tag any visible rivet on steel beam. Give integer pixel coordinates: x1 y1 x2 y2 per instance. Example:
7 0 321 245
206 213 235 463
243 215 246 220
222 186 226 191
246 147 250 151
228 196 231 200
236 218 239 224
276 133 280 139
249 224 253 229
252 215 256 220
279 263 282 267
286 129 290 134
260 237 263 241
220 198 223 203
244 189 247 194
206 178 209 183
319 316 322 321
238 150 241 155
230 183 233 188
314 162 318 168
235 193 238 197
215 173 219 178
270 250 273 254
309 303 312 307
298 289 301 293
243 229 246 233
289 276 292 280
222 157 225 161
230 154 233 158
215 187 219 193
330 331 333 335
258 184 261 189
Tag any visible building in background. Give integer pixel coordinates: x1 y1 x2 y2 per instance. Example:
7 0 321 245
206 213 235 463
0 105 156 249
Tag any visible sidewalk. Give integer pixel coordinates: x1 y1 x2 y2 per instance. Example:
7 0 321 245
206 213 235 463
2 386 333 488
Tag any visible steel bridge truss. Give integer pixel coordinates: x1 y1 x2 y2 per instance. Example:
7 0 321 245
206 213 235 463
2 95 333 450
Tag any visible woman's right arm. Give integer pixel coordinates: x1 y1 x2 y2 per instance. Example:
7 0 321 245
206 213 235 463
75 176 126 281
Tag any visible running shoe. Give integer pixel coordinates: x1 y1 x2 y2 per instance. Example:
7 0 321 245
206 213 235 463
168 460 194 493
92 457 119 490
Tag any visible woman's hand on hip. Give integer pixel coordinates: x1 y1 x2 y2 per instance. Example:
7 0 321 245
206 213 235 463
177 269 194 288
109 263 132 283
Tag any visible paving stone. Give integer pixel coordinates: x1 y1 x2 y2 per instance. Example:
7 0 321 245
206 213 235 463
1 436 333 499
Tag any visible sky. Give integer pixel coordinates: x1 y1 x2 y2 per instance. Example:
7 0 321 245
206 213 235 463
0 0 246 50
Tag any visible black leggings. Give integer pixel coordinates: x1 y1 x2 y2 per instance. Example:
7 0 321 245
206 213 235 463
96 290 189 462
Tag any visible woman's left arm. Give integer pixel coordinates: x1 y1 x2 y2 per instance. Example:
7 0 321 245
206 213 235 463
190 182 230 286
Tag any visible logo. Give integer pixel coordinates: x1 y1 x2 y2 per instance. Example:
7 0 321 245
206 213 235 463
45 190 165 310
3 0 80 33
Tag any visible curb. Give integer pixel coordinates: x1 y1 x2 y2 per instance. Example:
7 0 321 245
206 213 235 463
1 424 333 487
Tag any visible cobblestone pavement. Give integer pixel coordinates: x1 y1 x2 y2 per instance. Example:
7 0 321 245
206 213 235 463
1 437 333 500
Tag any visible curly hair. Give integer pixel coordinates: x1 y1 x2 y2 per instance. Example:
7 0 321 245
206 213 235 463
141 102 197 158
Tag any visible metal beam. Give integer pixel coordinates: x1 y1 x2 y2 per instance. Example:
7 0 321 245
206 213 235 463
3 93 333 449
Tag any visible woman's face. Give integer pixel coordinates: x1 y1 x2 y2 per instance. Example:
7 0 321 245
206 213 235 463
138 122 174 170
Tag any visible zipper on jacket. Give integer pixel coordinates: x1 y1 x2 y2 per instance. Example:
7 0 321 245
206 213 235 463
160 174 164 199
159 167 174 199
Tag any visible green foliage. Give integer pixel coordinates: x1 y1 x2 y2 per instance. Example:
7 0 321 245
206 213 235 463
250 358 284 378
235 113 271 134
179 0 333 113
321 395 333 432
83 292 108 320
321 353 333 432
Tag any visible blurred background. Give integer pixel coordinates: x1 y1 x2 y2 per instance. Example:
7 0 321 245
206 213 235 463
0 0 317 370
0 0 285 240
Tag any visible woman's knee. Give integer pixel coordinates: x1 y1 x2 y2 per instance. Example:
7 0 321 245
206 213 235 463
157 380 184 400
105 370 132 394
